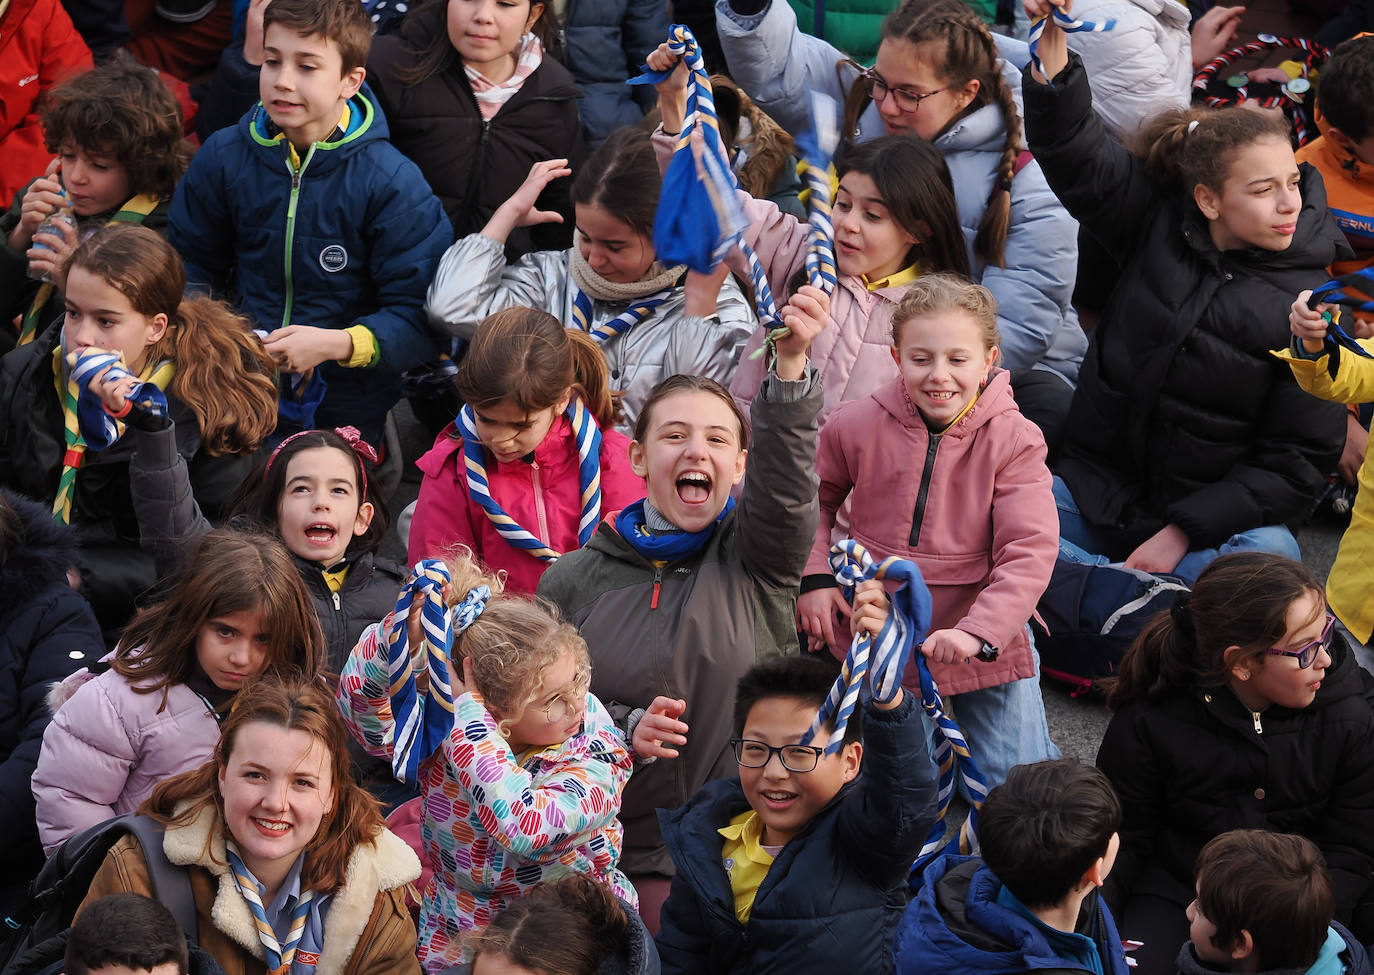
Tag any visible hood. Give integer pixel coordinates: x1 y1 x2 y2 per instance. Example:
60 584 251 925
1110 0 1190 25
243 82 389 168
1174 924 1360 975
936 100 1014 155
601 898 661 975
872 369 1019 440
0 488 83 617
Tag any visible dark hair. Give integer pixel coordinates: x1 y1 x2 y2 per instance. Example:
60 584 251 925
262 0 373 73
464 874 628 974
1105 553 1323 708
1317 35 1374 144
66 893 189 975
733 654 860 746
0 493 19 566
395 0 556 86
230 429 391 557
1136 106 1293 197
40 59 190 201
571 126 661 241
457 307 623 430
1194 830 1333 969
978 759 1122 909
631 374 750 450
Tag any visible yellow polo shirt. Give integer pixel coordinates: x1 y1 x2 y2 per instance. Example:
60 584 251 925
718 810 783 922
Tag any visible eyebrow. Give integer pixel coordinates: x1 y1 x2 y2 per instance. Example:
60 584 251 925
286 474 353 487
574 227 628 246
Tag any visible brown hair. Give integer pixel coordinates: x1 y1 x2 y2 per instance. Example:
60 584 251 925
630 374 750 450
114 528 324 701
1194 830 1333 969
570 126 661 241
465 875 628 974
891 272 999 351
67 225 278 456
40 59 191 201
262 0 374 74
1105 553 1323 709
456 307 623 430
143 674 385 895
1136 106 1293 197
394 0 556 86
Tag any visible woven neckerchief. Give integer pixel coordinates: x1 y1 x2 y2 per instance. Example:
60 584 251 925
224 840 315 975
568 242 684 342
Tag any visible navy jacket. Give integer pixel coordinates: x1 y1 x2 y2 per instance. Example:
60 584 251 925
168 85 451 435
895 856 1130 975
561 0 666 146
655 694 936 975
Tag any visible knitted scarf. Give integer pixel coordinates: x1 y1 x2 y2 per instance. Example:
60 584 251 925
465 32 543 120
568 239 685 342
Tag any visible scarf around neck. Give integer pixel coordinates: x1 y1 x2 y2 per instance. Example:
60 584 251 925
567 243 686 343
615 496 735 562
466 32 543 120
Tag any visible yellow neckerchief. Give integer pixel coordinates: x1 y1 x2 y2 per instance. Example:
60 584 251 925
322 562 351 593
935 388 981 434
718 809 777 923
285 104 352 170
862 262 921 292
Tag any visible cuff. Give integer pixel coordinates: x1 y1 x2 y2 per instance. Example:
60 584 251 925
133 417 180 470
760 362 819 402
718 0 769 29
1290 335 1330 361
340 325 379 368
800 572 838 594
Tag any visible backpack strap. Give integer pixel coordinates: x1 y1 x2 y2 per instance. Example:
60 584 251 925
989 149 1036 204
126 815 199 947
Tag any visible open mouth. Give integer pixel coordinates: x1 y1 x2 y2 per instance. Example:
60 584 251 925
925 391 956 402
304 522 338 547
759 789 797 809
252 817 291 836
675 471 712 504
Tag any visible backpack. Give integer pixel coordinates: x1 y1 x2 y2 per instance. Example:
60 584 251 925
1033 559 1190 694
0 814 198 975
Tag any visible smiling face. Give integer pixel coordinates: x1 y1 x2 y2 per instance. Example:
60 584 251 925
471 394 569 465
485 647 590 752
260 26 364 150
1194 137 1302 252
871 38 979 141
891 309 998 427
63 266 167 374
58 145 132 217
629 389 747 533
1228 588 1331 712
446 0 543 80
196 606 272 691
274 446 373 567
575 202 656 283
833 171 918 281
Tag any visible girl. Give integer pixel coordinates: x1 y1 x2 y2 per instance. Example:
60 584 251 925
367 0 585 255
408 307 644 594
0 223 277 634
1023 1 1349 583
711 0 1085 439
338 551 641 971
31 528 323 853
536 293 827 929
425 125 756 432
1097 553 1374 973
80 675 423 975
797 274 1059 790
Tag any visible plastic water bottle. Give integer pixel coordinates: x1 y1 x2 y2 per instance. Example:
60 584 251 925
27 206 77 283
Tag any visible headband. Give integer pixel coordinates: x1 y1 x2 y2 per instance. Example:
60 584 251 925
266 426 379 498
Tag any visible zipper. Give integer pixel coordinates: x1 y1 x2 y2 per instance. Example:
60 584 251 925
908 433 942 547
530 461 550 547
457 119 492 234
651 565 662 610
332 591 341 612
279 146 314 329
1252 710 1263 734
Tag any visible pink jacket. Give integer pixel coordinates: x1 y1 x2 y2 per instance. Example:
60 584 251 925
804 372 1057 696
407 415 644 595
33 660 222 853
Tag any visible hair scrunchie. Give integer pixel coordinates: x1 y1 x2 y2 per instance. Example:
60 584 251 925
1170 590 1195 634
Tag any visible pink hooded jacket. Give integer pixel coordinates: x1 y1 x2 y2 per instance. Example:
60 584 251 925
804 372 1057 696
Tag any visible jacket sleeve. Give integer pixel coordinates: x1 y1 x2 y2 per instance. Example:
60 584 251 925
426 234 567 342
655 874 716 975
129 417 211 576
1316 707 1374 923
1275 339 1374 404
168 137 235 298
77 835 156 910
351 889 423 975
802 410 853 580
336 620 399 761
1095 707 1166 913
661 288 755 388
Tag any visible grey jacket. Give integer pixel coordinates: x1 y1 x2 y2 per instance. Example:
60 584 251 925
425 233 756 432
537 368 821 876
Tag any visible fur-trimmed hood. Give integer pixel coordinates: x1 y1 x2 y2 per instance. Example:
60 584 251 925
0 489 81 619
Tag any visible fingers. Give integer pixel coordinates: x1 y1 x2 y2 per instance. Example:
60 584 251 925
645 41 678 72
648 695 688 720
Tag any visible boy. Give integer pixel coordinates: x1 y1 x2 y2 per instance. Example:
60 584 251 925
167 0 449 445
655 585 938 975
65 893 187 975
1180 830 1370 975
894 759 1130 975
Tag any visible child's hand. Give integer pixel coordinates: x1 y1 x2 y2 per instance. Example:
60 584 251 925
633 695 689 759
920 628 984 665
26 213 79 289
263 325 352 373
1190 5 1244 70
1026 0 1071 82
483 159 572 242
850 579 891 641
1123 522 1189 574
83 355 140 414
797 586 852 652
646 42 691 134
243 0 271 64
9 159 64 252
774 284 830 381
683 262 733 318
1291 290 1333 354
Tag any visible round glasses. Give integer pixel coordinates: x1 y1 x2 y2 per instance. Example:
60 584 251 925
729 738 826 773
540 670 591 724
1266 614 1336 669
860 68 947 114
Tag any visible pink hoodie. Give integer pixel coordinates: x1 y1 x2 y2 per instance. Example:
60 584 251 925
805 372 1057 696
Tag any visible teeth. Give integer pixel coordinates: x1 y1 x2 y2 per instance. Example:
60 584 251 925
254 818 290 832
678 473 709 484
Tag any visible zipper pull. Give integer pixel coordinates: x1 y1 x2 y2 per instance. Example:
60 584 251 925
1252 711 1263 734
332 591 341 612
651 566 662 610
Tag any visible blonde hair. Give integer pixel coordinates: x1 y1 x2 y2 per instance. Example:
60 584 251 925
890 272 1000 351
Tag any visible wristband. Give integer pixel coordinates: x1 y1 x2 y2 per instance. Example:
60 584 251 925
103 398 133 419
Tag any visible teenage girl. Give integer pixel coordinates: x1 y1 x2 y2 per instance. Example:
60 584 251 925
1023 0 1348 582
31 527 322 853
1096 553 1374 973
407 307 644 594
796 273 1058 790
0 223 276 634
711 0 1084 438
425 125 756 433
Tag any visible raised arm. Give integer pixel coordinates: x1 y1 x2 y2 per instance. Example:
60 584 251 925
335 619 399 761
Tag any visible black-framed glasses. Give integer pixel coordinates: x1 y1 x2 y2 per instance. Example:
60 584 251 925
1266 614 1336 669
729 738 826 773
859 66 947 114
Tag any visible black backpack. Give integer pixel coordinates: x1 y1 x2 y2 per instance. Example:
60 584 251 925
0 814 200 975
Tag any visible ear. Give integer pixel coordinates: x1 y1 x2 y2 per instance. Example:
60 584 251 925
890 344 901 368
341 65 365 100
555 387 572 415
147 311 169 346
628 439 648 478
1194 182 1223 222
839 740 863 782
1230 929 1255 963
353 500 375 538
1328 126 1356 153
525 1 545 32
730 446 748 487
1224 645 1254 681
952 77 981 114
983 344 1000 380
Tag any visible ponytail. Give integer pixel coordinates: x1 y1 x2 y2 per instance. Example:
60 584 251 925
1136 106 1292 198
974 72 1021 268
565 327 624 429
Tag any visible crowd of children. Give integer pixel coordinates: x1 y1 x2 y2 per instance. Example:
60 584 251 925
7 0 1374 970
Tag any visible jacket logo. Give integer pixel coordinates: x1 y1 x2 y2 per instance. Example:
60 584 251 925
319 245 348 272
18 74 39 87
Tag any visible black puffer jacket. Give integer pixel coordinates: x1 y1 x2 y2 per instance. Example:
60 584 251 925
0 489 103 918
1023 54 1348 555
293 550 406 675
368 4 586 255
1096 635 1374 930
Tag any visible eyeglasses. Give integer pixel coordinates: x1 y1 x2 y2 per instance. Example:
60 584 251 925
1266 614 1336 669
729 738 826 773
539 669 591 724
859 67 947 114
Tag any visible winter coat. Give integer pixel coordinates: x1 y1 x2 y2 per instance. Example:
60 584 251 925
32 656 224 853
0 489 102 916
894 856 1130 975
369 5 585 253
80 802 422 975
0 0 91 208
803 373 1057 696
293 550 406 674
537 369 822 877
783 0 960 65
168 84 451 435
1095 634 1374 927
443 898 660 975
1176 922 1371 975
425 233 755 433
1023 53 1349 554
714 0 1085 386
561 0 667 147
655 694 937 975
408 414 644 595
1297 133 1374 278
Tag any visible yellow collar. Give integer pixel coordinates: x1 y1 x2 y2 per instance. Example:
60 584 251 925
286 104 352 168
862 263 921 292
718 809 775 858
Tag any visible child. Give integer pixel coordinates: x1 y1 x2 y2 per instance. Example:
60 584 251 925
0 224 277 634
797 274 1059 788
655 648 937 974
31 528 323 853
1096 553 1374 973
425 126 755 433
537 296 826 925
168 0 452 446
894 759 1130 975
407 307 644 594
1182 831 1371 975
338 551 643 971
64 894 188 975
1022 1 1349 584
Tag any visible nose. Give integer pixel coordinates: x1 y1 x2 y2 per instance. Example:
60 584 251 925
312 491 331 511
1278 184 1300 214
227 638 252 668
761 751 790 778
1314 645 1332 671
263 777 288 812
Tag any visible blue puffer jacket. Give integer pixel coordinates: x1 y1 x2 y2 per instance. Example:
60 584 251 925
562 0 667 147
895 856 1131 975
168 85 451 436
